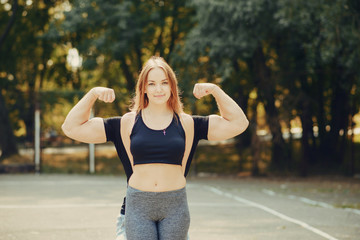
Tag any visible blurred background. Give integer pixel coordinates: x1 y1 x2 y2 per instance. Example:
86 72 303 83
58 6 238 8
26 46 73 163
1 0 360 177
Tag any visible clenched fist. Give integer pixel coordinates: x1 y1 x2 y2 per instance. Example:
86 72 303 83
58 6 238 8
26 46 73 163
193 83 218 99
91 87 115 103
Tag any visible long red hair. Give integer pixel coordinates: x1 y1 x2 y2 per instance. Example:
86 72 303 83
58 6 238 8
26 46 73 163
130 56 183 114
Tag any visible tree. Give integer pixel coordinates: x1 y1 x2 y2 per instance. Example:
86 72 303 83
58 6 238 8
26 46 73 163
0 0 61 159
46 0 196 115
183 0 360 174
0 0 19 159
182 0 290 171
275 0 360 173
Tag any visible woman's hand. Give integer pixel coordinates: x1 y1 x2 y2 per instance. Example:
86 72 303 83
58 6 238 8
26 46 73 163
92 87 116 103
193 83 218 99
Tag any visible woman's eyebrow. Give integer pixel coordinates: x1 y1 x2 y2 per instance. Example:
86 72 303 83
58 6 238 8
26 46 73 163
148 79 168 82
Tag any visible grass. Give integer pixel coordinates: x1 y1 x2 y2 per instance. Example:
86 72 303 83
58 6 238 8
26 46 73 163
37 143 270 176
40 151 126 175
335 203 360 209
2 138 360 176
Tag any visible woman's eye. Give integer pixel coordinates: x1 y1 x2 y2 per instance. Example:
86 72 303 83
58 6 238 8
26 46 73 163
162 82 169 85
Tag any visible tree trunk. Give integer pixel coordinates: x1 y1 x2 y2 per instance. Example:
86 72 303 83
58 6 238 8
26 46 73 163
153 26 164 57
315 66 326 150
0 0 18 50
153 4 166 58
134 42 143 71
296 48 313 176
299 96 312 176
231 59 251 149
252 46 288 171
0 90 18 160
229 58 251 172
24 90 36 144
250 101 260 176
328 66 352 165
120 56 135 91
21 67 37 144
348 94 357 176
166 0 180 62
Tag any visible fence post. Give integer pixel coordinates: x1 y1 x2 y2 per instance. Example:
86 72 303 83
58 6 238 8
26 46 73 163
34 106 41 174
89 109 95 174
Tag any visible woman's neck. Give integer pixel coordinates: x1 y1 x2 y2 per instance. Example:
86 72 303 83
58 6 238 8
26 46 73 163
144 103 173 116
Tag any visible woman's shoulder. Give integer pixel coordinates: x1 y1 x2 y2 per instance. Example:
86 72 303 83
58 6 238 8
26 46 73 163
179 113 194 128
121 111 137 127
179 112 193 121
122 111 137 119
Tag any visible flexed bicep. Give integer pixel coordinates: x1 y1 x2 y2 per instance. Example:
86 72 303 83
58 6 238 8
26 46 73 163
192 82 249 141
62 87 116 144
64 117 107 143
207 115 247 141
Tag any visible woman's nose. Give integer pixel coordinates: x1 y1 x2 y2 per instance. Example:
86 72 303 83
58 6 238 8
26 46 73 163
155 84 162 91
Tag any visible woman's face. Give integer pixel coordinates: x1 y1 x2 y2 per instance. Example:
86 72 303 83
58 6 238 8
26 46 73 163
145 67 171 106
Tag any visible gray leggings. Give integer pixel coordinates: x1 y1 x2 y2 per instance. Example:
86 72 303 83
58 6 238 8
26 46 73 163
125 186 190 240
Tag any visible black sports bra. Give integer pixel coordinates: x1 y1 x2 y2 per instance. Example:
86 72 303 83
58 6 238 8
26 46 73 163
130 111 185 166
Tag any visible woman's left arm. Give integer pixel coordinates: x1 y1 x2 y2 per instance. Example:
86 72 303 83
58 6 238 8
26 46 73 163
193 83 249 141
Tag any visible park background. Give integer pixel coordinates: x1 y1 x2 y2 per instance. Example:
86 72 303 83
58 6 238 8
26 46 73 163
1 0 360 177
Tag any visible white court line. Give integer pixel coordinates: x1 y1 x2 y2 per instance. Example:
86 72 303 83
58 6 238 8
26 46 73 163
190 203 247 207
207 186 339 240
0 203 121 209
0 181 122 186
262 189 360 216
0 202 245 209
263 189 334 208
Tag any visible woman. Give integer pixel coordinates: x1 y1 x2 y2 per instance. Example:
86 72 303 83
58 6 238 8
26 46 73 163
62 56 249 240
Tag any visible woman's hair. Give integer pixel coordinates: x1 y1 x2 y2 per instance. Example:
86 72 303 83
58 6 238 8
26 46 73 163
130 56 183 114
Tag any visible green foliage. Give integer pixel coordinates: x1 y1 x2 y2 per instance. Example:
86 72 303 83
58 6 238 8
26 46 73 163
1 0 360 174
183 0 360 173
1 1 61 143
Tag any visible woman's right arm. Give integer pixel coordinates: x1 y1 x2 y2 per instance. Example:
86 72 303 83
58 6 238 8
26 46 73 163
61 87 115 144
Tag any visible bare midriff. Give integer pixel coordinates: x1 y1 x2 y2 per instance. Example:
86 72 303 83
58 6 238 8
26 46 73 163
128 164 186 192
